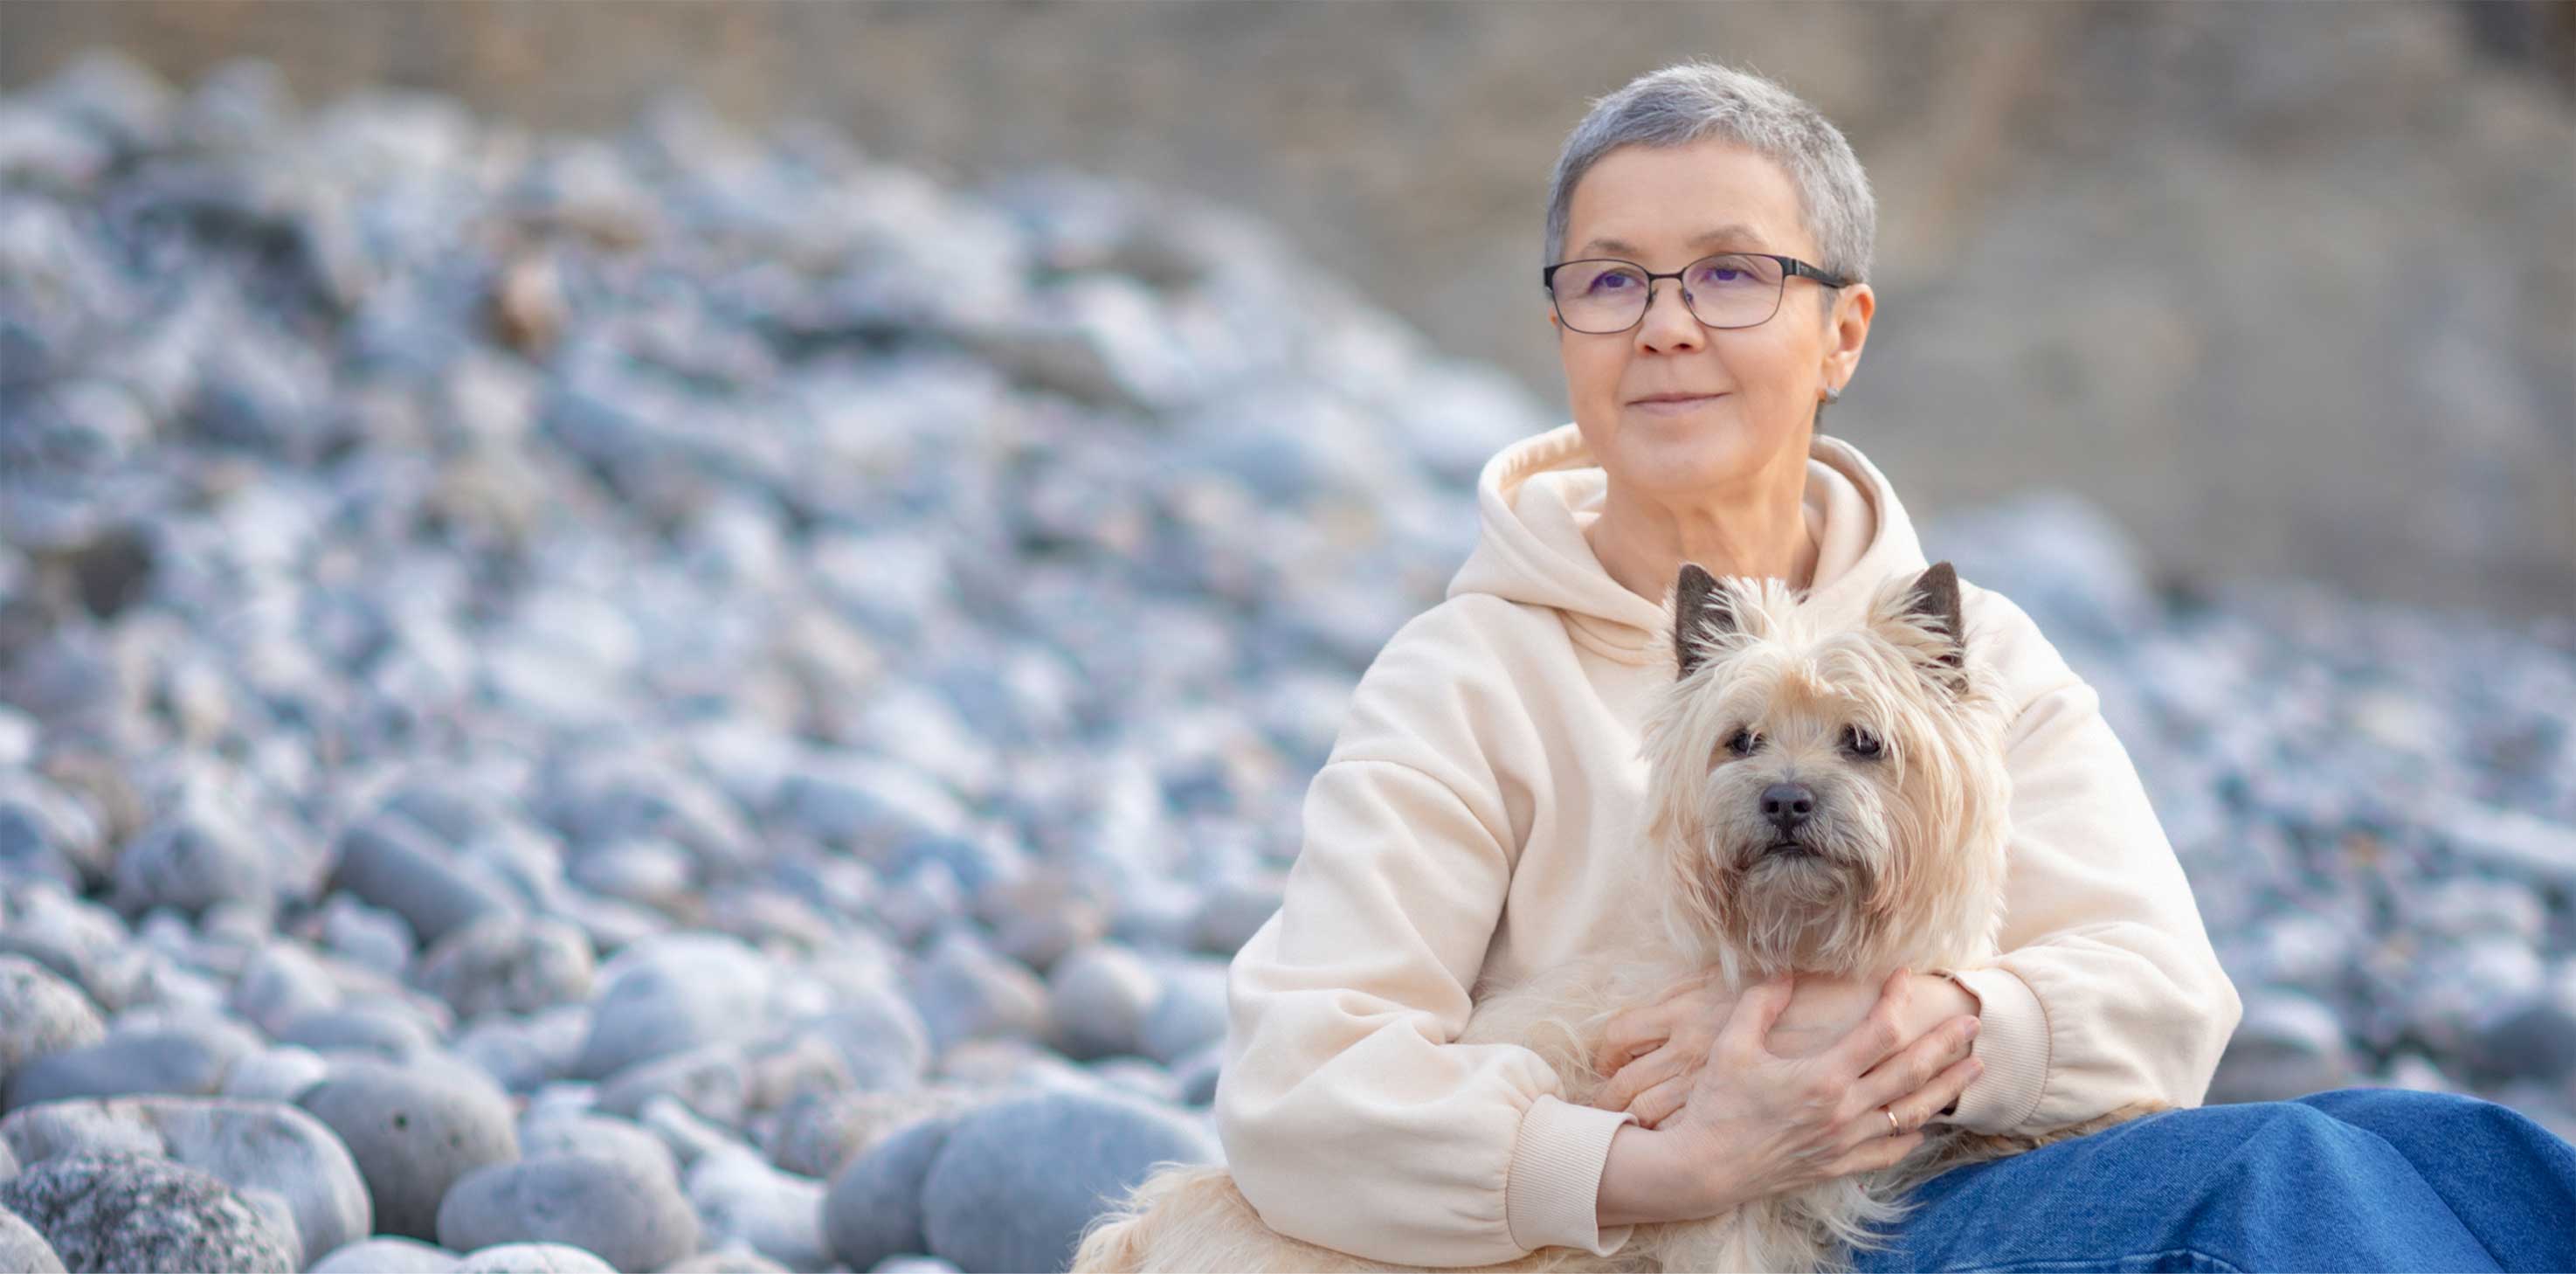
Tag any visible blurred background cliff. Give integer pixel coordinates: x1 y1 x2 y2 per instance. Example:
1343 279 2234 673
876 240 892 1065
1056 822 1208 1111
9 0 2573 621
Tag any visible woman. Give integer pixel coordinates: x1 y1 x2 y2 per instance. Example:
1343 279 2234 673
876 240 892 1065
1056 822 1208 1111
1211 59 2576 1272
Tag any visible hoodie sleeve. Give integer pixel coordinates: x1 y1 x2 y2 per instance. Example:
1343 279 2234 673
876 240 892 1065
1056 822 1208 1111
1212 608 1642 1268
1930 588 2246 1136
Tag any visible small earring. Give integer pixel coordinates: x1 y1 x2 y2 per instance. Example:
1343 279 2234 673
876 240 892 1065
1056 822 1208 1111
1820 384 1842 404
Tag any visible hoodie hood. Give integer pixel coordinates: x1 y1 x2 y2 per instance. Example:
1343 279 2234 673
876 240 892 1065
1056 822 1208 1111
1445 420 1929 665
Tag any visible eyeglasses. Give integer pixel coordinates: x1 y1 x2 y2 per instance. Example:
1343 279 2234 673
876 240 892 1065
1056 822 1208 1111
1541 252 1850 335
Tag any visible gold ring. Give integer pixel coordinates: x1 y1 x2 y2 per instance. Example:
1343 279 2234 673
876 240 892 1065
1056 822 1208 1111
1883 1107 1903 1136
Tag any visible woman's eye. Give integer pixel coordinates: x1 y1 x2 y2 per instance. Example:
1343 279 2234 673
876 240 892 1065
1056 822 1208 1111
1725 729 1758 757
1845 725 1882 758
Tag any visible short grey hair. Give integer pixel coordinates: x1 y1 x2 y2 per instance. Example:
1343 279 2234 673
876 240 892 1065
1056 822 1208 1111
1542 60 1876 289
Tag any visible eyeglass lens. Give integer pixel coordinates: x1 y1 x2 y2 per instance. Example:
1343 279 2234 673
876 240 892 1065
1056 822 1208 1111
1550 253 1787 333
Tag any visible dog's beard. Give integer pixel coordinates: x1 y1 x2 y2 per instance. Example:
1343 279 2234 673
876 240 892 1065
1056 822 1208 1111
1699 832 1887 972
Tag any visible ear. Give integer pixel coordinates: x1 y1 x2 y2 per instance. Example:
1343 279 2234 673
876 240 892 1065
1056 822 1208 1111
1903 561 1967 687
1671 563 1734 681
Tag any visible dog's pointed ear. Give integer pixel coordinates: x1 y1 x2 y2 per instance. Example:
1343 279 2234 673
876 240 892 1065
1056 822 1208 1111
1903 561 1967 688
1672 563 1732 681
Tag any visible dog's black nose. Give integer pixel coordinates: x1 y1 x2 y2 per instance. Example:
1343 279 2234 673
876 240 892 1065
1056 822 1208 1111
1761 782 1816 830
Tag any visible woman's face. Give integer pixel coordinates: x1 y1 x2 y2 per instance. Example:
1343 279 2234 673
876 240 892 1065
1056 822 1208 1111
1551 136 1874 498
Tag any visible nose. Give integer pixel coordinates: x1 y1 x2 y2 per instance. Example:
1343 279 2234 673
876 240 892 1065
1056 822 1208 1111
1637 280 1706 351
1761 782 1815 832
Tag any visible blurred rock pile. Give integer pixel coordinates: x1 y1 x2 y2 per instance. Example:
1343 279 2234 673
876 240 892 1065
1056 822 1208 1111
1 51 2571 1274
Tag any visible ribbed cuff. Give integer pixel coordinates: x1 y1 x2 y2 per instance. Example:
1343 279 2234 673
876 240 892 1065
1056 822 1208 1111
1504 1094 1640 1257
1940 964 2050 1133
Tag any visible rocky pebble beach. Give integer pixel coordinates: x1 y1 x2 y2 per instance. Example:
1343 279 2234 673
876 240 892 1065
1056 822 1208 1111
1 49 2571 1274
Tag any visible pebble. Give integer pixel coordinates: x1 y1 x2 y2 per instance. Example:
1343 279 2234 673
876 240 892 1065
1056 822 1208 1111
0 1095 372 1265
0 1150 298 1273
295 1060 520 1242
823 1111 961 1273
436 1153 702 1273
308 1236 459 1272
917 1090 1220 1274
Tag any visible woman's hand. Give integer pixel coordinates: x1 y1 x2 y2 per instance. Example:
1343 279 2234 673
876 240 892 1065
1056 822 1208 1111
1594 967 1981 1127
1608 968 1986 1215
1592 969 1732 1128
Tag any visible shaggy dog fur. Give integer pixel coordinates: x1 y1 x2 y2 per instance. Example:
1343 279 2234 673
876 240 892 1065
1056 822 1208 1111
1072 562 2165 1273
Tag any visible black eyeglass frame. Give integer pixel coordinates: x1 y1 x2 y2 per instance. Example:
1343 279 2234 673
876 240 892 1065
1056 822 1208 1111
1539 252 1852 334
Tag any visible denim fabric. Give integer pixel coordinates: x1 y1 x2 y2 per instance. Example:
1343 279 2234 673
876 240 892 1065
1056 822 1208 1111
1845 1088 2576 1273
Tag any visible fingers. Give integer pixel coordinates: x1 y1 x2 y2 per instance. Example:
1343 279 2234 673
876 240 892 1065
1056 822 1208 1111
1599 1042 1684 1113
1716 973 1797 1063
1840 1049 1982 1153
1595 1004 1672 1077
1825 1128 1928 1179
1631 1072 1691 1129
1848 1010 1980 1119
1903 1053 1985 1130
1823 966 1916 1080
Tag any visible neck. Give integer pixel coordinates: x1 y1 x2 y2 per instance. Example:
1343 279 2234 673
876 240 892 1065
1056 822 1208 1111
1588 448 1820 606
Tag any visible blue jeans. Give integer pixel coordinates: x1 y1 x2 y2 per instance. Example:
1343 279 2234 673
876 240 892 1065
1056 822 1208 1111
1847 1088 2576 1272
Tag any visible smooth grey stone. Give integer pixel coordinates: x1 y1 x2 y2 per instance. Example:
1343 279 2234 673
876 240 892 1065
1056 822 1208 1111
663 1250 792 1273
1135 960 1227 1067
596 1041 749 1125
1 1028 236 1111
226 941 342 1036
682 1146 828 1271
515 1111 680 1190
1171 1042 1223 1107
904 928 1046 1056
449 1241 619 1273
308 1235 459 1273
436 1153 700 1273
0 957 106 1092
573 932 779 1080
319 892 418 977
1184 877 1282 956
0 772 106 891
0 1150 297 1274
0 1095 372 1265
565 840 695 910
0 1205 64 1274
767 1084 996 1182
2207 990 2357 1104
332 813 519 947
1087 1056 1178 1104
418 914 597 1020
916 1090 1218 1274
535 753 758 879
277 1006 438 1061
868 1258 960 1274
2467 994 2576 1087
787 984 933 1094
1045 943 1162 1063
638 1094 744 1169
743 1033 857 1114
456 1004 591 1096
296 1059 520 1241
220 1045 333 1104
823 1112 962 1273
108 797 273 918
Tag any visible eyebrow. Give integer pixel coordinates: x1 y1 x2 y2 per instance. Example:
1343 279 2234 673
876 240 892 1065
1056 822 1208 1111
1576 224 1768 258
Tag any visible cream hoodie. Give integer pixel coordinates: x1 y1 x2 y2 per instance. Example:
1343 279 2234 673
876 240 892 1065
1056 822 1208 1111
1212 421 2246 1268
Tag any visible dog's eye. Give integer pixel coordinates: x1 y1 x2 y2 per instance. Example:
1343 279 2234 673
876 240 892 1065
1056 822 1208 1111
1844 724 1882 758
1725 728 1758 758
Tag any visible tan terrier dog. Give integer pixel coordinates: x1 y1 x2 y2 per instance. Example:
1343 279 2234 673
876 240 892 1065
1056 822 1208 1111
1073 562 2165 1273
